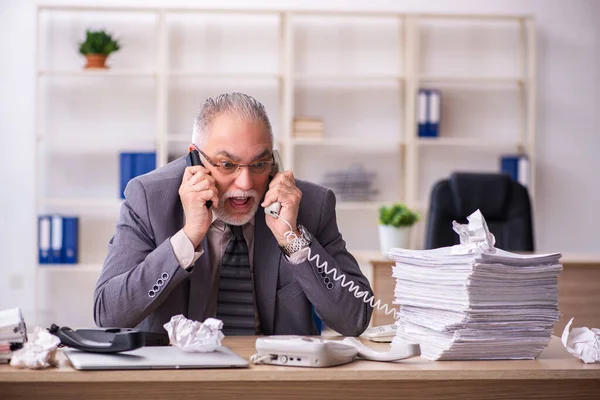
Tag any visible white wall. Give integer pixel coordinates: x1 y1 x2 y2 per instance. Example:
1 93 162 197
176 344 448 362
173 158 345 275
1 0 599 326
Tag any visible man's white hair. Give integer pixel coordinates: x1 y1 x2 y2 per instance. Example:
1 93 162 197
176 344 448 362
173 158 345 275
191 92 273 148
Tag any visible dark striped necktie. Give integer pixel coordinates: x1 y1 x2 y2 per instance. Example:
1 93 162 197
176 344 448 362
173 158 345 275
216 224 257 336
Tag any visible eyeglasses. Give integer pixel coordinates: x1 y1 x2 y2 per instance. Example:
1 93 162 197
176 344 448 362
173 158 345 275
196 147 274 176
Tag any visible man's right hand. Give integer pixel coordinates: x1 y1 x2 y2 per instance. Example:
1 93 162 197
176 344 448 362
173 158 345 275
179 165 219 248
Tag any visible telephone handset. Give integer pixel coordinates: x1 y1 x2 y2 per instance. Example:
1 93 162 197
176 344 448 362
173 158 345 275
264 149 283 217
186 149 212 209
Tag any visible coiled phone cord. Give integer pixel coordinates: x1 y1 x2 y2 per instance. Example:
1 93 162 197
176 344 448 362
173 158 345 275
273 214 398 320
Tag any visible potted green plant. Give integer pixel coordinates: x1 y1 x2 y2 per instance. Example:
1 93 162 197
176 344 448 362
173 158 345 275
378 203 419 253
78 29 121 69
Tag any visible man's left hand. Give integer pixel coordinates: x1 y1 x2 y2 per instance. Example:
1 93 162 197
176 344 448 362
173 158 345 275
261 171 302 246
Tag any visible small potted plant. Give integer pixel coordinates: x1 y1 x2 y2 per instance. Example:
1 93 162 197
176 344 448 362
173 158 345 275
78 29 121 69
378 203 419 253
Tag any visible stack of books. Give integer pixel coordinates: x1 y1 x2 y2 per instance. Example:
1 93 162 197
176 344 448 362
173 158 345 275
320 164 378 202
0 308 27 364
293 117 324 139
389 247 562 360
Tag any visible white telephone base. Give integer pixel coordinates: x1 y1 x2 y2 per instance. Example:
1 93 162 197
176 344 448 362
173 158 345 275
251 335 420 367
253 336 357 367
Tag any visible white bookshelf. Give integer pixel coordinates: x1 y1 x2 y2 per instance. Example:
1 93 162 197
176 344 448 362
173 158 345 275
34 5 535 327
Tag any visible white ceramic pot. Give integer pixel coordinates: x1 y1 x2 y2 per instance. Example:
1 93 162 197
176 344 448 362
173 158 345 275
378 225 411 254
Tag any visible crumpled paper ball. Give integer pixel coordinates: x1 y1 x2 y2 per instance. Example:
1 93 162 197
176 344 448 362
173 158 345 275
163 315 224 353
450 209 496 254
10 327 61 369
561 318 600 364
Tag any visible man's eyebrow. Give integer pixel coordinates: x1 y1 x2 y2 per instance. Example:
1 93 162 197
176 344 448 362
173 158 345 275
251 149 272 161
215 150 241 162
215 149 272 162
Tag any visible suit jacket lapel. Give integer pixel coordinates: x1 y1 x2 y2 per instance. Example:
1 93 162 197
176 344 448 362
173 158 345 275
187 235 212 321
253 207 281 335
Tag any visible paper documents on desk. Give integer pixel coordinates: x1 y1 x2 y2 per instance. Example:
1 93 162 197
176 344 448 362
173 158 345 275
0 307 27 364
389 210 562 361
561 318 600 363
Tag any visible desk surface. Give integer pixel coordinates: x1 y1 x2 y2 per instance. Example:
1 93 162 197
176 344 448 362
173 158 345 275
1 337 599 400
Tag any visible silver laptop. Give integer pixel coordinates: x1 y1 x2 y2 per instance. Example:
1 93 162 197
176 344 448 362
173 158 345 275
64 345 249 370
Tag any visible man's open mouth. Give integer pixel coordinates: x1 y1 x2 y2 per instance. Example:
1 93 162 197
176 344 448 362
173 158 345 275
229 197 250 206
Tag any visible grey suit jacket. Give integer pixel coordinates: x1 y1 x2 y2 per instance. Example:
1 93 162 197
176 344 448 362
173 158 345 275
94 157 373 336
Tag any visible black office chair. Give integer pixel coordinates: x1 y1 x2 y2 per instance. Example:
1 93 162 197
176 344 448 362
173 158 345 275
425 172 534 251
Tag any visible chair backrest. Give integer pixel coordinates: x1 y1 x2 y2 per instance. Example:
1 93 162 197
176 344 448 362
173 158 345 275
425 172 534 251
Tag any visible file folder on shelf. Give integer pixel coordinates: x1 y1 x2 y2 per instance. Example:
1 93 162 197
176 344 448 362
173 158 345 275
38 215 79 265
417 89 441 138
135 152 157 180
501 154 529 187
50 215 63 263
119 153 135 199
120 152 156 199
62 216 79 264
38 216 51 264
427 89 441 137
418 89 429 137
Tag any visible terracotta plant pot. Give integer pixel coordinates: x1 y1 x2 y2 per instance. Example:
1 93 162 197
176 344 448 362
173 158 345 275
84 54 108 69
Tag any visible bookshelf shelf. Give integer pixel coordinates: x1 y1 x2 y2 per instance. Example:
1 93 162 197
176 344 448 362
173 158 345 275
295 75 404 83
38 69 157 78
40 198 123 211
288 137 403 150
37 135 156 152
37 263 104 272
416 138 523 148
168 71 281 79
418 76 524 86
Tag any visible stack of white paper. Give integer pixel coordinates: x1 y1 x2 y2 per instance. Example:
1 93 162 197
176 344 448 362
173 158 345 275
0 308 27 363
389 211 562 361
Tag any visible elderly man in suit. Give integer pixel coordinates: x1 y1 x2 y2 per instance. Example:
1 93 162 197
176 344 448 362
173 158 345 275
94 92 373 336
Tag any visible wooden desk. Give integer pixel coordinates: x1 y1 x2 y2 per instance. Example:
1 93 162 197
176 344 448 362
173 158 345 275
366 253 600 332
1 337 599 399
